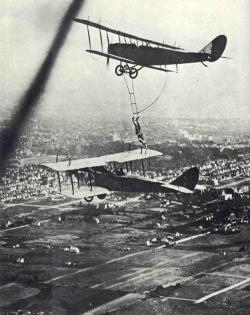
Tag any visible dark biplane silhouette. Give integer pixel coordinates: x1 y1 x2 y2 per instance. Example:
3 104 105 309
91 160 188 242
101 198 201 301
73 18 227 78
42 149 199 202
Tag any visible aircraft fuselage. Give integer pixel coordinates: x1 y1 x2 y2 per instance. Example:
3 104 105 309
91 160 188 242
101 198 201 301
108 43 209 66
94 170 169 194
108 34 227 66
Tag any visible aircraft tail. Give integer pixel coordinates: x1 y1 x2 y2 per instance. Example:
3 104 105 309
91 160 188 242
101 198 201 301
199 35 227 62
170 167 199 191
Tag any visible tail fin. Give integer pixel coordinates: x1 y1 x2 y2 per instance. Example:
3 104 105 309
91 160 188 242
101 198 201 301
199 35 227 62
170 167 199 191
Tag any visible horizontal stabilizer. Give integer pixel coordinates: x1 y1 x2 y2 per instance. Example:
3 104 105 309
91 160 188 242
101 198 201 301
169 167 199 191
161 183 193 194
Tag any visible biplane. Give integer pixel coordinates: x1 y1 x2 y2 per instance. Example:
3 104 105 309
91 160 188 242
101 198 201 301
73 18 227 79
42 149 199 202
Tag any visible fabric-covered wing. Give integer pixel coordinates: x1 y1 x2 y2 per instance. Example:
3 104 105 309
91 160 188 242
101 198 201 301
73 18 183 50
42 149 161 172
87 50 174 73
161 183 193 194
61 186 110 199
86 50 135 64
142 64 174 73
42 157 106 172
102 149 163 164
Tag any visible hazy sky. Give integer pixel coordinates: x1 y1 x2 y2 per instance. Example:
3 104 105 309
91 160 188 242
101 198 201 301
0 0 249 121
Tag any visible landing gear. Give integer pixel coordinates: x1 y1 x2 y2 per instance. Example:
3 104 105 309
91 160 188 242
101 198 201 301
115 64 139 79
129 67 138 79
84 196 94 203
97 194 107 200
115 65 124 76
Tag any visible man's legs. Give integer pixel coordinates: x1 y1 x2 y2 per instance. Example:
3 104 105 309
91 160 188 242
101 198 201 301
138 133 147 154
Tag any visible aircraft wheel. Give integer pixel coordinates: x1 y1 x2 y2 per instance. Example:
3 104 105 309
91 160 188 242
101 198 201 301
84 196 94 203
129 67 138 79
97 194 107 200
115 65 124 76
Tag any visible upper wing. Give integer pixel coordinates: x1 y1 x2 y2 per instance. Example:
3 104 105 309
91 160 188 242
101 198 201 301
73 18 183 51
42 157 106 172
42 149 162 172
102 149 163 164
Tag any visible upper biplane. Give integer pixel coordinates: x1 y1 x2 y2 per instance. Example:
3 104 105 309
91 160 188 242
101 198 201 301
42 148 199 203
73 18 227 79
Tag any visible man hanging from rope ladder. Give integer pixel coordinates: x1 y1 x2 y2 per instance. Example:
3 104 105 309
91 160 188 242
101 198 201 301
132 115 148 153
122 74 155 154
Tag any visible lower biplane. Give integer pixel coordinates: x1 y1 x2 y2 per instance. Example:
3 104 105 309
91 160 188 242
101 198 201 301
73 18 227 79
42 149 199 203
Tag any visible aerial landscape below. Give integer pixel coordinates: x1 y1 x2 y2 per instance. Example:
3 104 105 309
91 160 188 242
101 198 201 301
0 0 249 314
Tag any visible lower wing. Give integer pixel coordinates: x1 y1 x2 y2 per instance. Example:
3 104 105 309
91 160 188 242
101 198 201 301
86 50 174 73
60 186 110 199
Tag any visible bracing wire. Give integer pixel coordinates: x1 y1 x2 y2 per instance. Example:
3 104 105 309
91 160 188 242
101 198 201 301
137 71 168 114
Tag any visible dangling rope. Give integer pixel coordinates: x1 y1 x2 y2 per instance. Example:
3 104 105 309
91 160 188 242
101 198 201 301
137 71 168 114
123 71 168 115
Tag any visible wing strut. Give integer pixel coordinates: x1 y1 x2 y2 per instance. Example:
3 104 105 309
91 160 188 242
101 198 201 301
57 172 61 193
106 31 109 45
130 160 133 172
98 23 103 52
88 169 93 191
125 162 129 173
106 31 110 65
76 171 80 189
86 21 92 50
70 172 74 195
141 160 145 177
74 18 184 50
